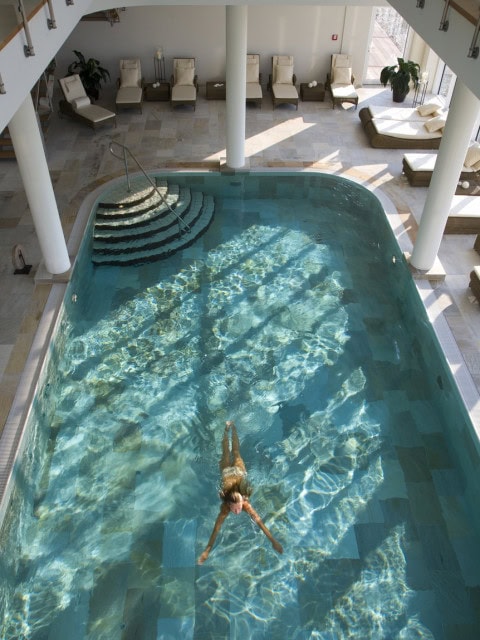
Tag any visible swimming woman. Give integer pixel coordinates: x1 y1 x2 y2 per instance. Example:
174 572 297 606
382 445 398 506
198 420 283 564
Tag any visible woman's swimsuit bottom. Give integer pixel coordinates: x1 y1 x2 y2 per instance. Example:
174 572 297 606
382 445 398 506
222 465 246 480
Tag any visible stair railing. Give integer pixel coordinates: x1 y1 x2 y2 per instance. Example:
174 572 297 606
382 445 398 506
108 140 190 234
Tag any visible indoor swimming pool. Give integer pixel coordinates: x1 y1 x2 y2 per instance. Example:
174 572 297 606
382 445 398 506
1 172 479 639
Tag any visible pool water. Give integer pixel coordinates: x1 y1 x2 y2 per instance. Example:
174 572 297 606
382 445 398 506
1 173 479 639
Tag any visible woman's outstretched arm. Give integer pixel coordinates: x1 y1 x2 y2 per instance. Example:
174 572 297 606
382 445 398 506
243 501 283 554
198 503 229 564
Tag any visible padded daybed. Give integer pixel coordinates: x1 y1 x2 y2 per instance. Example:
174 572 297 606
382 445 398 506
403 142 480 187
403 153 479 187
359 102 446 149
445 195 480 234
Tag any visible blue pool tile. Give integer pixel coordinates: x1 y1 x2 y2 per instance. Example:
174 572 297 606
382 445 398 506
163 519 197 568
451 536 480 587
376 459 408 499
156 616 194 640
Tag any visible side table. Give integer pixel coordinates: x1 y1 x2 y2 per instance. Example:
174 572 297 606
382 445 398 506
300 83 325 102
144 82 170 101
206 81 226 100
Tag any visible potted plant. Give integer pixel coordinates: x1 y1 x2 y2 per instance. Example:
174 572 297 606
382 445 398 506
67 50 110 101
380 57 420 103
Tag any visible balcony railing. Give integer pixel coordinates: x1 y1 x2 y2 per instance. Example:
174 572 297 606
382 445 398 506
0 0 44 52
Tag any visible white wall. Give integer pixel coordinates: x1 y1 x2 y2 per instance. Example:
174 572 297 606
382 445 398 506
54 5 373 93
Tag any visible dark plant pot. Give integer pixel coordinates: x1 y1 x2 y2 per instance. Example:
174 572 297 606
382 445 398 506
85 88 99 101
392 88 408 103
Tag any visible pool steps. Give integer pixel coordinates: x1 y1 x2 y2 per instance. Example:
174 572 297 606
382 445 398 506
91 178 214 266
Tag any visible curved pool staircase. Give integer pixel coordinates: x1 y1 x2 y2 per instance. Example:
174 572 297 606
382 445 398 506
91 142 215 266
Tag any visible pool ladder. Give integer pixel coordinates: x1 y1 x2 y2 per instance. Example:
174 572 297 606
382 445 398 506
108 141 191 235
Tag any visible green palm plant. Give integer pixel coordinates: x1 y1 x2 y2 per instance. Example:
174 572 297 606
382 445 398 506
380 57 420 103
67 50 110 101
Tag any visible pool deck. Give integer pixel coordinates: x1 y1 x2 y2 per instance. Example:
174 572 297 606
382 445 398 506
1 83 480 460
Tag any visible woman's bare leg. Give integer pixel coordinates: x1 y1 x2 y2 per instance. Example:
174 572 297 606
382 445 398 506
220 422 232 473
230 422 246 473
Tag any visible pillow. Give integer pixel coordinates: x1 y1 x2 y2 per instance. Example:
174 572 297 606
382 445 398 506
121 60 138 69
63 76 79 93
423 114 447 133
176 67 195 85
246 62 259 83
120 68 139 88
465 142 480 168
472 159 480 172
333 67 352 84
275 64 293 84
416 97 444 116
72 96 91 110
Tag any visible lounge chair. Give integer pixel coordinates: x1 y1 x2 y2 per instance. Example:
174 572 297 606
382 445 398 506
403 142 480 187
359 104 444 149
269 55 298 110
326 54 358 110
58 74 116 129
445 195 480 233
171 58 198 110
246 54 262 107
115 59 143 113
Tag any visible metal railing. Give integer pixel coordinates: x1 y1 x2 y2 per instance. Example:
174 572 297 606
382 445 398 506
108 140 190 234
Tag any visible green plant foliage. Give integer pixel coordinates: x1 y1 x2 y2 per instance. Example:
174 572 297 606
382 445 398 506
380 57 420 101
67 50 110 100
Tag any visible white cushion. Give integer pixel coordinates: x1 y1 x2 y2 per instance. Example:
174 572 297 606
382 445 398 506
272 84 298 99
120 68 139 88
78 105 115 123
368 106 429 122
424 114 447 133
172 84 196 101
121 59 139 70
403 153 438 171
116 87 142 104
332 54 351 68
61 75 86 101
246 62 259 83
416 97 444 116
464 142 480 168
72 96 91 110
450 195 480 217
372 118 442 140
472 159 480 172
176 67 194 86
176 58 194 68
331 83 357 99
275 64 293 84
417 103 439 117
246 83 262 99
333 67 351 84
404 152 474 173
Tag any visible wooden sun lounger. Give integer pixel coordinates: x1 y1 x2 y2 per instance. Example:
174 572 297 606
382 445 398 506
444 196 480 234
359 107 442 150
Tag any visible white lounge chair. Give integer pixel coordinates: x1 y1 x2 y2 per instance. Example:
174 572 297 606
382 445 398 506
246 54 262 107
269 55 298 110
326 54 358 110
58 74 116 129
116 59 143 113
171 58 198 110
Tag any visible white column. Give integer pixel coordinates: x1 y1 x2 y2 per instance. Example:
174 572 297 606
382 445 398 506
410 80 480 271
8 94 70 275
226 5 247 169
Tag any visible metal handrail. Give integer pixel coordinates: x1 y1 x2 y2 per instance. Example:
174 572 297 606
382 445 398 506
108 140 190 234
